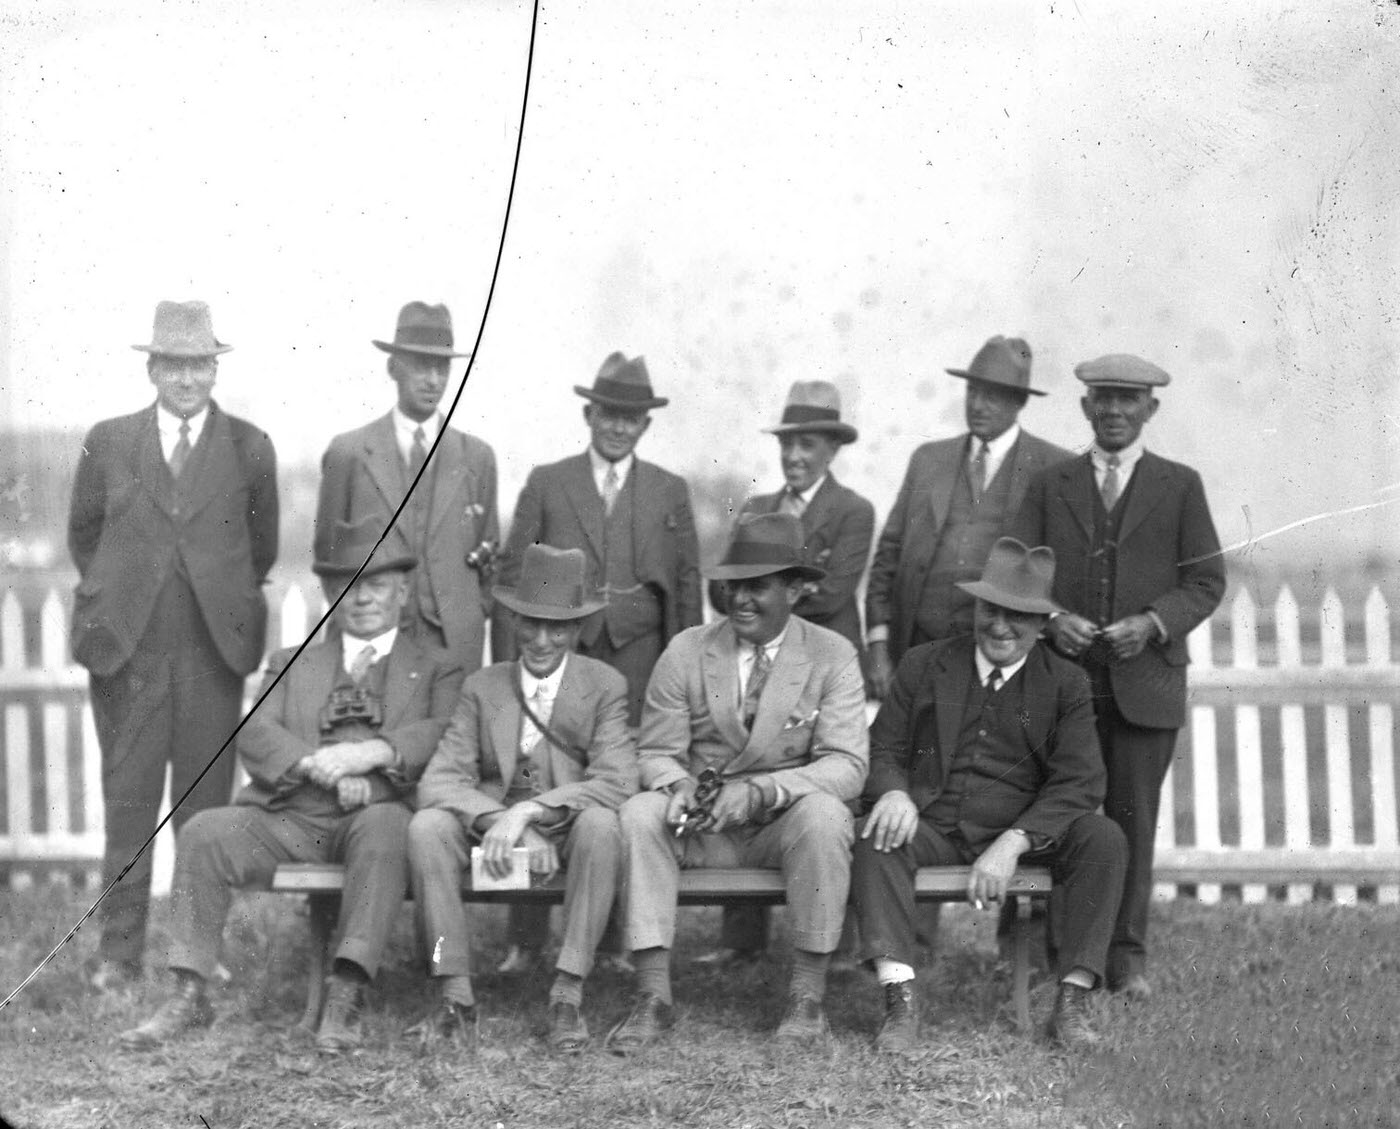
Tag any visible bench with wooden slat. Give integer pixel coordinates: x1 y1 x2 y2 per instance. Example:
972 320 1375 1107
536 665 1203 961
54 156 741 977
271 862 1053 1033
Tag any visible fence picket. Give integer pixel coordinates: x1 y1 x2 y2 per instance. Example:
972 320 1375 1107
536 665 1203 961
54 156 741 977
1320 589 1357 904
1187 620 1222 904
1232 592 1266 903
1275 587 1312 903
1364 589 1398 904
1 592 22 672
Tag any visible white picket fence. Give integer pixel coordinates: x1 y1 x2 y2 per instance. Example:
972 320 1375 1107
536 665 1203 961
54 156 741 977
1 583 1398 902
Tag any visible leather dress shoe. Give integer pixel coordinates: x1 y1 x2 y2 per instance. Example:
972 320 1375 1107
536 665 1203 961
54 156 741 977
1047 983 1104 1050
495 945 542 975
315 976 365 1055
691 947 760 967
89 959 141 993
119 978 213 1048
774 994 829 1042
546 1001 589 1054
1112 973 1152 1001
405 1000 479 1045
604 992 673 1056
873 981 918 1054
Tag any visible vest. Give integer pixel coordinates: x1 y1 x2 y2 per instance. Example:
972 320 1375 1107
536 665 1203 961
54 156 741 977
589 469 662 648
1083 463 1139 669
294 656 390 818
916 446 1016 640
400 448 441 632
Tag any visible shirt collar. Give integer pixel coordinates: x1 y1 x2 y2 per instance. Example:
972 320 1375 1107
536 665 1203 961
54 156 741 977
1091 439 1145 471
588 445 634 485
788 474 827 505
974 645 1029 687
970 422 1020 461
156 402 208 442
521 653 569 700
738 620 789 661
340 626 398 671
392 407 442 445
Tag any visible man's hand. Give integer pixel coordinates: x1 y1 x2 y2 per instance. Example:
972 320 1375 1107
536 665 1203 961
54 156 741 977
298 740 394 789
967 830 1030 910
479 802 546 878
664 779 699 832
519 826 560 879
705 782 755 832
1101 613 1157 661
335 775 372 811
867 641 894 700
860 790 919 853
1046 613 1099 658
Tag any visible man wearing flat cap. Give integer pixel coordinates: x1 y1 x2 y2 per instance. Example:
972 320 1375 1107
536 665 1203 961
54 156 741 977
119 521 463 1054
866 336 1072 700
852 537 1127 1052
68 300 279 990
1010 355 1224 1000
315 301 499 674
705 379 875 962
606 512 869 1052
407 544 637 1053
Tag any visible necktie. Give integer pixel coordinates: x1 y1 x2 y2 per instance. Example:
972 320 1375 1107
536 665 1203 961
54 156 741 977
969 440 988 502
169 420 192 479
1100 453 1122 512
602 462 620 514
985 668 1003 695
522 683 552 760
779 489 805 516
742 645 772 731
349 644 377 686
408 426 428 480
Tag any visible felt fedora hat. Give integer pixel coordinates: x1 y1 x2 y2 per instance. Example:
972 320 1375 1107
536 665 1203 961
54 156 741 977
955 537 1063 615
1074 354 1171 390
132 300 233 357
705 512 827 583
492 544 606 621
762 380 858 444
313 519 418 580
574 352 669 410
945 335 1046 396
372 301 471 358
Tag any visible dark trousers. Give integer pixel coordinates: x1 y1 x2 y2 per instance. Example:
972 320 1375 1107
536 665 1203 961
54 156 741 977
579 630 663 729
1091 688 1178 983
852 814 1126 984
89 576 243 967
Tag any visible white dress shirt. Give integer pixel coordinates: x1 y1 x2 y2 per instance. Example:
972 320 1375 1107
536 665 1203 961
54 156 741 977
736 622 789 710
970 423 1021 486
1089 438 1145 491
973 646 1028 690
392 408 443 468
588 447 634 498
156 403 208 462
340 626 398 674
519 654 569 756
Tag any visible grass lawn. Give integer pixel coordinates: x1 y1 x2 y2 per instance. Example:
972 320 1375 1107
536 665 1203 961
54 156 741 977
1 885 1397 1128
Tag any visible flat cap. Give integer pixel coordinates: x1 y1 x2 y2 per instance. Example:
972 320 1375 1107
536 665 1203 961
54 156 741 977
1074 354 1171 389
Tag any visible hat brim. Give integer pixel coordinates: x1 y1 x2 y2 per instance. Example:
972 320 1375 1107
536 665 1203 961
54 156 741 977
574 386 669 410
954 579 1062 616
132 343 234 356
944 368 1047 396
705 561 827 583
313 553 419 580
373 339 471 358
762 421 859 444
492 588 606 621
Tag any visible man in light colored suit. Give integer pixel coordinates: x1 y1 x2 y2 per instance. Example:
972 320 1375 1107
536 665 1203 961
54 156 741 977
606 513 869 1053
119 521 462 1054
315 301 499 673
1010 354 1224 999
408 544 637 1053
68 300 278 989
866 336 1072 699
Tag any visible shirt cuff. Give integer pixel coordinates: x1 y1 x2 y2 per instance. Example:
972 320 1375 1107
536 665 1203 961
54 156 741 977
866 624 890 645
1145 609 1169 644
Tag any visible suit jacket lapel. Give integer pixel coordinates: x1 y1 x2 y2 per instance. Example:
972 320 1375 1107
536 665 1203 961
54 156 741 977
1057 455 1096 542
361 414 407 513
728 621 812 774
1116 451 1167 544
488 681 522 790
800 475 836 538
427 429 470 539
702 627 749 757
135 407 175 515
297 644 343 743
934 640 974 770
562 452 606 559
929 440 966 528
179 405 238 521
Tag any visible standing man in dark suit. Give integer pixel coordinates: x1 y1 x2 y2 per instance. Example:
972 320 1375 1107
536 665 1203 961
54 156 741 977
315 301 499 674
119 522 462 1053
490 352 701 969
1010 355 1225 999
852 538 1126 1051
866 336 1072 699
68 300 278 990
705 380 874 962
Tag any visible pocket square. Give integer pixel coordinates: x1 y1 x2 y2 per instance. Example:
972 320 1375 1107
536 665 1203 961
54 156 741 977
464 502 484 517
782 709 820 731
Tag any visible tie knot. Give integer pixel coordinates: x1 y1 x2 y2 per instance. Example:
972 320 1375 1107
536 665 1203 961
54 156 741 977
413 426 425 443
985 668 1003 692
1106 453 1120 469
178 420 190 438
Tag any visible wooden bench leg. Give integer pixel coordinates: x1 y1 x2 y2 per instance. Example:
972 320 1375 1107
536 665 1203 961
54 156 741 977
298 892 339 1032
1010 894 1032 1033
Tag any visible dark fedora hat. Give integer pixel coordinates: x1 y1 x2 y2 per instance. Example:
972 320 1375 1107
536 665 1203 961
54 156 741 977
705 512 827 583
132 300 233 357
574 352 669 410
313 519 418 580
373 301 470 358
955 537 1063 615
492 544 606 621
762 380 858 444
945 335 1046 396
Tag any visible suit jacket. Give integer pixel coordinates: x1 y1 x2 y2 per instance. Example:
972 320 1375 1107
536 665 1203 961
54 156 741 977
236 633 464 813
637 617 868 804
490 450 702 661
708 474 875 655
865 429 1072 662
67 402 278 678
314 414 499 668
866 637 1104 853
415 655 637 828
1009 450 1225 729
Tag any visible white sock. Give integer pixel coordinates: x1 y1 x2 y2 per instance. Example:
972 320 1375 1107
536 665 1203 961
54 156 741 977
874 959 916 986
1061 968 1095 990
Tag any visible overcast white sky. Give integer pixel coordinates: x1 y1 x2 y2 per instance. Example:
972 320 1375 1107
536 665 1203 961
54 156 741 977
2 0 1397 580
